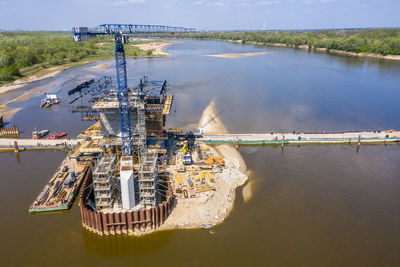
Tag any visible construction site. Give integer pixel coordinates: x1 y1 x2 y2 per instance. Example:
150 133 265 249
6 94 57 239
2 24 399 236
25 23 240 235
25 70 242 235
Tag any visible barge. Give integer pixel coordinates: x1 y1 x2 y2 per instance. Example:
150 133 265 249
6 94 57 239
28 158 88 213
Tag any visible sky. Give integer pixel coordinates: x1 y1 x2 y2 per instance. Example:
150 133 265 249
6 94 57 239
0 0 399 31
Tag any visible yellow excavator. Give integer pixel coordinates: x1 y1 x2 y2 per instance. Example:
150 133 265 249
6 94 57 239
181 141 188 154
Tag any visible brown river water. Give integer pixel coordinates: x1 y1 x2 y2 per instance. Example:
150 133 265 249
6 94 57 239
1 40 400 266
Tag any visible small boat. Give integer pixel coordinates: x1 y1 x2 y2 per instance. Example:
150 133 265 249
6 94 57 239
32 129 49 139
46 132 67 139
40 94 60 108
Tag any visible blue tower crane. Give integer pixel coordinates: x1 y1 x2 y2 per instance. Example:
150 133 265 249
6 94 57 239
72 24 195 156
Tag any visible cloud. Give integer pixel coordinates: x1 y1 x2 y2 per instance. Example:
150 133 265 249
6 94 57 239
257 0 280 5
110 0 147 6
194 0 280 8
320 0 336 3
209 1 225 6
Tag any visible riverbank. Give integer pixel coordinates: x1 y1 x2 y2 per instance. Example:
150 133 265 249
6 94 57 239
0 40 174 95
226 39 400 61
169 37 400 61
0 40 175 121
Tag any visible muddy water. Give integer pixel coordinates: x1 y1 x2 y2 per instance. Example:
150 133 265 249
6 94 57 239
1 40 400 266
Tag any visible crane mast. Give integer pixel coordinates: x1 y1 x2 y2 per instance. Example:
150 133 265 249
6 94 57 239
72 24 195 156
114 35 132 156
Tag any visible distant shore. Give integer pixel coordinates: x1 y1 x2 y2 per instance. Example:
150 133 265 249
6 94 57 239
169 37 400 61
226 39 400 61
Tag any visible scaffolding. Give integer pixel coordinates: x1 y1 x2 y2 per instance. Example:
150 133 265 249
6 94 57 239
139 153 158 208
135 98 147 148
90 77 172 211
93 155 118 210
92 82 172 142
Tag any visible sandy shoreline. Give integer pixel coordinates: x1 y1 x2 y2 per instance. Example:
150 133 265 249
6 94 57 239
131 41 178 57
89 63 110 69
0 60 97 97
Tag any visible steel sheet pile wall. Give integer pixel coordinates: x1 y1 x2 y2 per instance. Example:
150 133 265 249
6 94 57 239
79 168 174 235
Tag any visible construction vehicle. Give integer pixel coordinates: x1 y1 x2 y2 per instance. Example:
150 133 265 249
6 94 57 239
206 171 214 183
175 173 183 185
183 153 193 165
205 156 225 166
181 141 189 154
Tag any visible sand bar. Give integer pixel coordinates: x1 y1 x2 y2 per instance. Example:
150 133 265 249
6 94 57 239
89 63 109 69
204 52 267 58
132 41 178 56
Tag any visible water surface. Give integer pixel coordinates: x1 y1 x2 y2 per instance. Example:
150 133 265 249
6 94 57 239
1 40 400 266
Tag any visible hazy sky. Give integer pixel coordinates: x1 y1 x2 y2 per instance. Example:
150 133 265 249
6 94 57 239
0 0 398 31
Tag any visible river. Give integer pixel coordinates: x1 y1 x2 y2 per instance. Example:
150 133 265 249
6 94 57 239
1 40 400 266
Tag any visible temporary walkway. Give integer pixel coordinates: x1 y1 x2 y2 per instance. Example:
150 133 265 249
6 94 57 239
0 138 81 151
198 130 400 145
1 130 399 152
